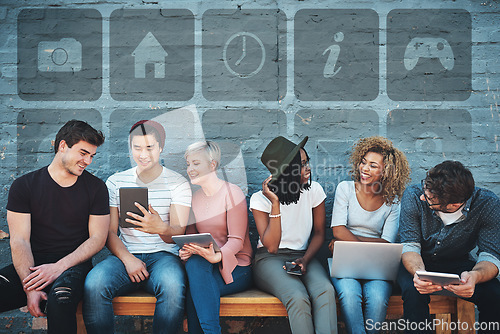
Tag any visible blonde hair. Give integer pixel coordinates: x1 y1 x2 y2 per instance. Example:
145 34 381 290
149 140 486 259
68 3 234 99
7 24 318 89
349 136 411 205
184 141 222 169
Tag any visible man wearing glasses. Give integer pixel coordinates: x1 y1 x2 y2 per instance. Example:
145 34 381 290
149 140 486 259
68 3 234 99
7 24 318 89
398 160 500 333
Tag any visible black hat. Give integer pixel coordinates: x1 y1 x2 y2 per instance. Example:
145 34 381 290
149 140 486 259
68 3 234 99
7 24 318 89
261 136 308 182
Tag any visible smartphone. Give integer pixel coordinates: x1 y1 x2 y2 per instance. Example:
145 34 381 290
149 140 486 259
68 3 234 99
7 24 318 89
40 299 47 314
285 261 302 275
119 187 148 228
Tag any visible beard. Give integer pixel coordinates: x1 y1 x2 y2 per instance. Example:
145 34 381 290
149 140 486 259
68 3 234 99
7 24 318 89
61 155 85 176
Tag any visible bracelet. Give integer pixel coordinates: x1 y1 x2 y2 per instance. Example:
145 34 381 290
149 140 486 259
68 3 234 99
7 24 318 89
269 213 281 218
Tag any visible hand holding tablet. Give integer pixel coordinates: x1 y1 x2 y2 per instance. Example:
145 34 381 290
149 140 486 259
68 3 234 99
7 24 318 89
119 187 148 228
172 233 221 252
416 270 462 286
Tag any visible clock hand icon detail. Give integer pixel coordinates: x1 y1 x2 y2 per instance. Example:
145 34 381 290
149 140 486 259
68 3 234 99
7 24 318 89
235 36 246 66
223 32 265 78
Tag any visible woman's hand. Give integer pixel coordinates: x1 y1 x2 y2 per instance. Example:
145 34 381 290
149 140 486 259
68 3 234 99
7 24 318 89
294 257 308 274
262 175 279 204
328 238 338 255
182 243 222 264
178 248 193 261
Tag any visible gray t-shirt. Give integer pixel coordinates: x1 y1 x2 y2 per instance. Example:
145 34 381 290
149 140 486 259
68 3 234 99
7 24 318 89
330 181 399 242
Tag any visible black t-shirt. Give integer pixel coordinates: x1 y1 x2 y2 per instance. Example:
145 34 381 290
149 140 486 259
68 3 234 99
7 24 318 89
7 166 109 255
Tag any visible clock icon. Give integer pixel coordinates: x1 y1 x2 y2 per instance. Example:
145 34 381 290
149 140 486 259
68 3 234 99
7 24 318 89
223 32 266 78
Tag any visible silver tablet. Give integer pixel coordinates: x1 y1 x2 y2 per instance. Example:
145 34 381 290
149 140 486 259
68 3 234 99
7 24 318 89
172 233 221 252
416 271 461 286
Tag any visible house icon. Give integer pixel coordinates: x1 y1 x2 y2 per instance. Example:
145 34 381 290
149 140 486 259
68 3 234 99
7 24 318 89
132 32 168 79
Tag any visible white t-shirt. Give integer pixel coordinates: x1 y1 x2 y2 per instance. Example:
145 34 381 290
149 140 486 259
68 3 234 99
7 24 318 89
250 181 326 251
437 206 464 226
330 181 399 243
106 166 192 254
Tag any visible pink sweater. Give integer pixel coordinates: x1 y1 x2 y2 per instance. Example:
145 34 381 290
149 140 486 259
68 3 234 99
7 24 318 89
187 181 253 284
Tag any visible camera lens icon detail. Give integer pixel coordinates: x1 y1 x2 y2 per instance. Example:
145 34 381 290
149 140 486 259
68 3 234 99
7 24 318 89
38 38 82 72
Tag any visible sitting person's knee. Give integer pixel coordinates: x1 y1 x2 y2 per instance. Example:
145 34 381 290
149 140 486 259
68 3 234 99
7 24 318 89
49 286 75 305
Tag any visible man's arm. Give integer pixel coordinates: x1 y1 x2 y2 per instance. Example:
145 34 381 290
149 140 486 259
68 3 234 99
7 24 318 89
445 260 499 298
23 214 110 291
446 193 500 298
402 251 426 276
160 203 189 243
8 211 47 317
402 251 444 295
106 206 150 283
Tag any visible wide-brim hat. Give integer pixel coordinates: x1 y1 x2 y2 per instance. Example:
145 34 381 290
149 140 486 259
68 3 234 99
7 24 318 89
261 136 308 182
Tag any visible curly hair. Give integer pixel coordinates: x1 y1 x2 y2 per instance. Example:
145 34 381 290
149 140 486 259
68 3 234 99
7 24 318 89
349 136 411 205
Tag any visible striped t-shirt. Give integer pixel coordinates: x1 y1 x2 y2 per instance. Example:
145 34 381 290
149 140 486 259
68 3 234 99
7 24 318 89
106 166 192 255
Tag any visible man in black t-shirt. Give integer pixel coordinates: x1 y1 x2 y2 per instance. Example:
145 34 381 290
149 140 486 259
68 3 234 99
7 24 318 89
0 120 110 334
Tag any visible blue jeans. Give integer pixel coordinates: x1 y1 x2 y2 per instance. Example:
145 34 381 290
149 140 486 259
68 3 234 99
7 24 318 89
331 277 392 334
397 259 500 334
83 252 186 334
185 255 252 334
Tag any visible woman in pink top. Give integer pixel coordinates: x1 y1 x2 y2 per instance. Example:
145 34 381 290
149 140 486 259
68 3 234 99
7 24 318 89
180 141 253 334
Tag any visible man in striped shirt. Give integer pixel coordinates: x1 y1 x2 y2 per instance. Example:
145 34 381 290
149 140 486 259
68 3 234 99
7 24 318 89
83 120 192 334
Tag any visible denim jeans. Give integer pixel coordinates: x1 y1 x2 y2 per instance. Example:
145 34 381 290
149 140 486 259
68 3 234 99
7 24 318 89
185 255 252 334
83 252 186 334
331 277 392 334
397 259 500 334
0 255 92 334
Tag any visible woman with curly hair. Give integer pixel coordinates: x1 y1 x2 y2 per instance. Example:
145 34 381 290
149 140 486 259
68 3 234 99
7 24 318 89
329 136 411 334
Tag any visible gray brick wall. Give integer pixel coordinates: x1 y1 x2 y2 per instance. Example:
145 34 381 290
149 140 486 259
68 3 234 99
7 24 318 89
0 0 498 332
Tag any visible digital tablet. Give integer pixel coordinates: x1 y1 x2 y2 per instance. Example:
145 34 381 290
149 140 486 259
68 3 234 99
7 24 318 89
119 187 148 228
416 271 462 286
172 233 221 252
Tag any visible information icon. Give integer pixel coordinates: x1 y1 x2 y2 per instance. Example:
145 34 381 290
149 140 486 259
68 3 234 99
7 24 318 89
294 9 379 101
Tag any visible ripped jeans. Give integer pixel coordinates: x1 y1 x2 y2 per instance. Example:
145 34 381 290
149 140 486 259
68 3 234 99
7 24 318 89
0 253 92 334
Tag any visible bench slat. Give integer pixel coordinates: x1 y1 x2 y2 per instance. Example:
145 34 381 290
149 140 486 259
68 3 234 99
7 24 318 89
76 289 476 334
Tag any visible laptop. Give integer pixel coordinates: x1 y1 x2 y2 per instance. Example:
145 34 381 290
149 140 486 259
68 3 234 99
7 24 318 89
328 241 403 281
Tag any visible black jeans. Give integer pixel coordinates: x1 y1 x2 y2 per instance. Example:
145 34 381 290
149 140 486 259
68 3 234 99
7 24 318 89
0 253 92 334
397 258 500 334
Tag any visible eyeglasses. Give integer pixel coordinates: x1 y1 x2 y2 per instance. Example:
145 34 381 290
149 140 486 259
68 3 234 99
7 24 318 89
420 180 443 207
301 160 310 168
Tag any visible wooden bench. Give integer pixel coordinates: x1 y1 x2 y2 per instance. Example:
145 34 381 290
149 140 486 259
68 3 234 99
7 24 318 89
76 289 476 334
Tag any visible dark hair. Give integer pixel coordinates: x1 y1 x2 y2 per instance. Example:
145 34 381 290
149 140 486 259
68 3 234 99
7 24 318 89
129 122 164 149
269 148 310 205
54 120 104 153
424 160 474 205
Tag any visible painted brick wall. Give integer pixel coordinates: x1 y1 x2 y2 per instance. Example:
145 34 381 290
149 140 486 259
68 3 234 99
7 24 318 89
0 0 498 332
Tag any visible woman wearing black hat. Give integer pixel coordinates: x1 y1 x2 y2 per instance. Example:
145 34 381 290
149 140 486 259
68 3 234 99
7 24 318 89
250 136 337 334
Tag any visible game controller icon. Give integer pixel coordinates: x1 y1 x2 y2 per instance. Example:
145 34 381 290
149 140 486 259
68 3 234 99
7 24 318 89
404 37 454 71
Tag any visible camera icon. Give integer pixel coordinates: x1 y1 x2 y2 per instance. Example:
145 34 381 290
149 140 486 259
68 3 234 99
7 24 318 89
38 38 82 72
